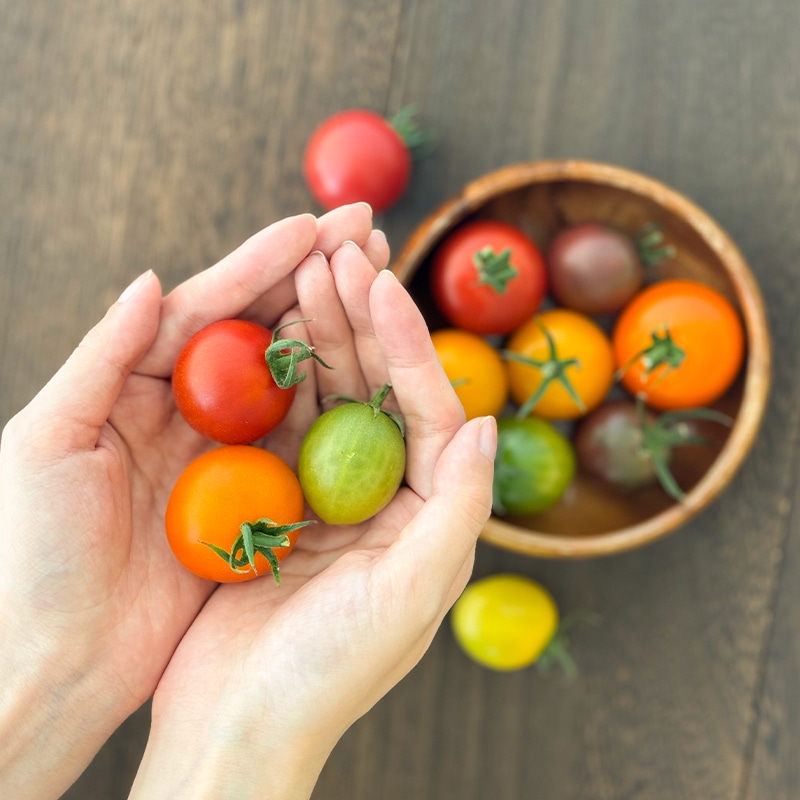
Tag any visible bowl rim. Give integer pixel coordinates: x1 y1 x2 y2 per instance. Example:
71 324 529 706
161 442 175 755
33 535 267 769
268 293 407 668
392 159 772 558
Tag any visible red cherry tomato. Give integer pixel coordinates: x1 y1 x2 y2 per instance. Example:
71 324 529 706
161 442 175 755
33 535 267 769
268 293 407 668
430 220 548 335
303 109 412 213
172 319 295 445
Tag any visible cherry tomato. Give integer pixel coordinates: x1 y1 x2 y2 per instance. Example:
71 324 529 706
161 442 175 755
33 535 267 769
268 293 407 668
165 445 310 583
547 222 645 314
298 384 406 524
504 308 615 420
451 574 560 671
173 319 320 445
430 220 548 335
612 279 745 410
431 328 508 420
493 417 576 516
574 399 733 500
303 109 417 213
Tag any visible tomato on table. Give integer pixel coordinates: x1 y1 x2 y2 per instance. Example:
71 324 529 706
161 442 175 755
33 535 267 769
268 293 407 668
612 279 745 410
431 328 508 420
430 220 548 335
303 108 424 213
166 445 311 584
504 308 615 420
451 574 564 672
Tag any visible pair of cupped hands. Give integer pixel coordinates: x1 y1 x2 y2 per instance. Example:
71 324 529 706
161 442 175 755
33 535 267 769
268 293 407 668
0 203 496 800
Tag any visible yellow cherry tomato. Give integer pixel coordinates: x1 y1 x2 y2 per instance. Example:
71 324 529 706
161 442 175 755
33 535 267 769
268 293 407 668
505 308 615 420
431 328 509 420
451 574 560 671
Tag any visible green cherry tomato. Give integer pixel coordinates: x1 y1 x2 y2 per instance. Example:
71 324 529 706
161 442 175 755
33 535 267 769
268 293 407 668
493 417 576 516
451 574 560 671
298 384 406 524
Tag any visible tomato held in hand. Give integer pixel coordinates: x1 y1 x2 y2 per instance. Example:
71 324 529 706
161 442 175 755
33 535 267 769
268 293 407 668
504 308 615 420
298 384 406 524
430 220 547 335
493 417 576 516
612 279 745 410
451 574 563 672
173 319 321 445
431 328 508 420
166 446 311 583
303 109 423 213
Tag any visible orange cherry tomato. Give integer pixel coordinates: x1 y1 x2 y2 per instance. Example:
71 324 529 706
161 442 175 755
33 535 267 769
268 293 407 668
612 279 745 410
505 308 615 420
166 445 309 583
431 328 509 420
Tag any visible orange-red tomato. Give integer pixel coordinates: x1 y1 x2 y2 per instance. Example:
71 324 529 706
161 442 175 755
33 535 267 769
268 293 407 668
166 446 307 583
431 328 509 420
505 308 615 420
612 279 745 410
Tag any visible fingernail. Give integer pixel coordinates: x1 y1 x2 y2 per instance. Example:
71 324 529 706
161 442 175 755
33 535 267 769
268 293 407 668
477 416 498 459
118 270 153 302
356 201 373 217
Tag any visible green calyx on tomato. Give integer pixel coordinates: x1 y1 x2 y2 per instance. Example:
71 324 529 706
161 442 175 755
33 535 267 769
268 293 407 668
474 247 518 293
503 322 585 419
202 517 315 585
635 399 732 500
635 222 677 267
388 106 434 159
614 324 685 384
266 318 332 390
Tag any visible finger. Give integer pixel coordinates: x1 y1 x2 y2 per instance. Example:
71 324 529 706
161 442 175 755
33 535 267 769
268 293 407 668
19 270 163 456
381 416 496 611
362 229 390 272
139 213 317 377
369 270 465 498
314 203 374 256
295 249 367 403
330 242 390 396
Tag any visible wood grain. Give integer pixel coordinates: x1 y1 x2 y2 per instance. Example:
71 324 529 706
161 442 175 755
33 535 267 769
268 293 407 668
1 0 799 799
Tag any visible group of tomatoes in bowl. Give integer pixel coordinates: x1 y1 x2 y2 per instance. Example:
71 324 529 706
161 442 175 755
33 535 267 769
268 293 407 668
426 216 745 520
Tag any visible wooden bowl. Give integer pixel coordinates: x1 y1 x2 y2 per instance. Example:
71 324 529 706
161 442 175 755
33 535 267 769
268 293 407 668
392 160 771 558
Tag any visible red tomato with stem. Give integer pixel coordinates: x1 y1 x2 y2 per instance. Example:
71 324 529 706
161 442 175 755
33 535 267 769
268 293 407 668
166 445 312 584
173 318 324 445
431 220 548 335
303 108 426 213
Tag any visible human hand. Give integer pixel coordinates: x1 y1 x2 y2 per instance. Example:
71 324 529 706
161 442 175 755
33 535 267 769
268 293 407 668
128 241 497 800
0 204 381 800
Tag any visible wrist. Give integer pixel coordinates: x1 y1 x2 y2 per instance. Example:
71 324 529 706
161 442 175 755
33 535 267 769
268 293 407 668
130 696 338 800
0 633 132 800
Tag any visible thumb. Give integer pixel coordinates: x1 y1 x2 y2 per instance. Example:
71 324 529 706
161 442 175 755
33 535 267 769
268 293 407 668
384 415 497 600
23 270 163 454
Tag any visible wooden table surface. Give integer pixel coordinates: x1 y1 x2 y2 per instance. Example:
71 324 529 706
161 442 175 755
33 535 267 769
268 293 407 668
2 1 799 798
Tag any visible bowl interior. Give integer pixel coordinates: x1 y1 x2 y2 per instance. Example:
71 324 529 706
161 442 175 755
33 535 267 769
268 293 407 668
393 161 770 557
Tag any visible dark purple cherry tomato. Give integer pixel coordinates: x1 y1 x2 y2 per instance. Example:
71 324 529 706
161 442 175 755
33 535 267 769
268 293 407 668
546 222 644 315
573 400 660 491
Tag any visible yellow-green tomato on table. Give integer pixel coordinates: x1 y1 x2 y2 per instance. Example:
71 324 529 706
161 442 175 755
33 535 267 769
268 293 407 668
451 574 560 671
298 384 406 525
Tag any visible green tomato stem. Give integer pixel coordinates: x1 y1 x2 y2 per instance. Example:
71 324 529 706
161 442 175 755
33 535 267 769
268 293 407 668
474 247 518 293
202 517 315 584
266 318 333 390
503 321 585 419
